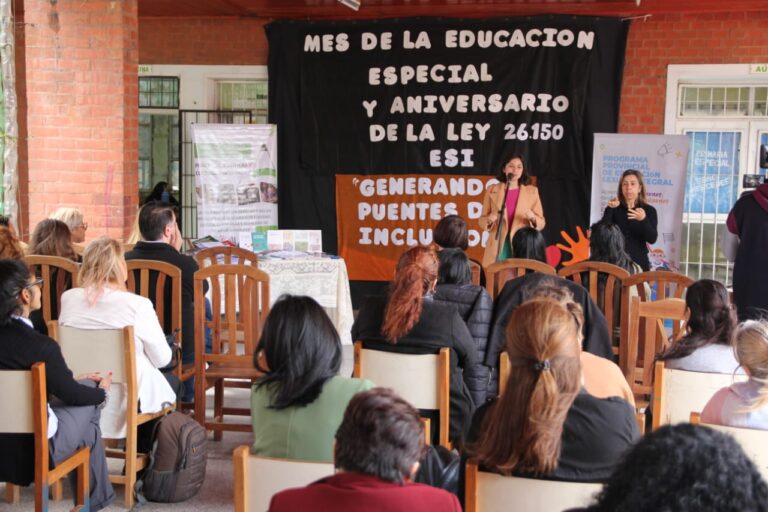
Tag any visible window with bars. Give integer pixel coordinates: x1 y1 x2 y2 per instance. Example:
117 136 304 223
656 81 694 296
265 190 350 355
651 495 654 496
679 86 768 117
216 81 268 123
139 77 180 109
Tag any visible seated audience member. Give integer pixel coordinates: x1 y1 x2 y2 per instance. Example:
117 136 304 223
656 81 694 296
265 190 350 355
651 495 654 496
486 274 613 396
0 259 115 510
578 424 768 512
126 205 143 245
589 220 642 274
434 248 493 399
433 214 484 285
143 181 179 206
0 226 25 259
251 295 374 462
510 226 548 262
49 207 88 244
657 279 741 374
468 298 638 482
352 246 485 442
531 282 634 406
702 319 768 428
124 201 206 400
269 388 461 512
58 237 178 438
28 218 80 334
0 215 27 252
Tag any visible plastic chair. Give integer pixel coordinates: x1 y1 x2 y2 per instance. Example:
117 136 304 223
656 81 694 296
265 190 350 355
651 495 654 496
353 341 451 449
691 412 768 481
0 363 90 512
485 259 556 299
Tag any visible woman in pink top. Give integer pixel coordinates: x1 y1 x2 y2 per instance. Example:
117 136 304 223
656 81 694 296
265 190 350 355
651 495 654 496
478 155 546 268
702 320 768 429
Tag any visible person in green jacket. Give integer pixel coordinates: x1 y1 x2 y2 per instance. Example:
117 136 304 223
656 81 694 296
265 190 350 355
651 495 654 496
251 295 374 462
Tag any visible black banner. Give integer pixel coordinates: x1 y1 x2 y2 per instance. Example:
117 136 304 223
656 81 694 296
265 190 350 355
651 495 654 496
268 16 628 270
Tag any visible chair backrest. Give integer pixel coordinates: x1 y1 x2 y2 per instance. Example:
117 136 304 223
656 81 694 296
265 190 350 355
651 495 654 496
691 412 768 481
621 271 693 346
233 446 334 512
652 361 745 430
623 296 686 405
195 246 259 268
353 341 450 448
22 254 80 324
194 264 270 367
469 259 482 286
126 259 182 339
464 461 601 512
485 259 556 299
558 261 630 353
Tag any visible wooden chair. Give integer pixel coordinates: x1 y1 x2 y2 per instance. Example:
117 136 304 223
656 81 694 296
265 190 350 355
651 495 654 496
194 264 270 440
21 255 80 326
623 296 686 408
691 412 768 481
1 363 90 512
558 261 630 356
464 460 600 512
498 352 510 396
485 258 556 299
233 447 333 512
50 324 173 508
195 245 259 268
353 341 451 449
469 259 482 286
125 259 190 385
652 361 745 430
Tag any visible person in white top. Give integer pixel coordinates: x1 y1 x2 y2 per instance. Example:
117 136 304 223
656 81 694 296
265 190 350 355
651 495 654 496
58 237 177 438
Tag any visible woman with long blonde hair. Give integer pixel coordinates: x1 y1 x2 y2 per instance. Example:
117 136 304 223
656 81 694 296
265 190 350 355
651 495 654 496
468 297 638 481
352 245 485 443
702 320 768 429
58 237 178 438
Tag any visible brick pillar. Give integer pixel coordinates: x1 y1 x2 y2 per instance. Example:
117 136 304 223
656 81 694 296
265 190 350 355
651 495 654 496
23 0 138 241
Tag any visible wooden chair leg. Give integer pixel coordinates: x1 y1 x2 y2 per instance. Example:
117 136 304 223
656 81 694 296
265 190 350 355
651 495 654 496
75 457 89 510
50 479 63 500
5 483 20 504
124 429 137 508
214 379 224 441
34 482 48 512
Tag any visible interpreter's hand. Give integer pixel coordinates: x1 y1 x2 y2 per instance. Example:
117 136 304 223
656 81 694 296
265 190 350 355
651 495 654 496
97 372 113 390
76 372 102 382
627 207 646 221
556 225 590 267
486 213 498 231
607 198 620 208
171 224 184 252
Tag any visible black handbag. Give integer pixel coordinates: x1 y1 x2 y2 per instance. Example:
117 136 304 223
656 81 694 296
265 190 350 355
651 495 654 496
414 445 461 496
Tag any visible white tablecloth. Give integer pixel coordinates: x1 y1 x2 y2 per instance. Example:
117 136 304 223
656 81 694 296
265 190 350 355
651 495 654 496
257 257 354 345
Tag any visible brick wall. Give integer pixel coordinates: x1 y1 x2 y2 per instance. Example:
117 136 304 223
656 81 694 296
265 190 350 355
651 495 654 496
22 0 139 240
620 12 768 133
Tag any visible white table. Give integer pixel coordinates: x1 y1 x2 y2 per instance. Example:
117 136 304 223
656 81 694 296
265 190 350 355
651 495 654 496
257 257 354 345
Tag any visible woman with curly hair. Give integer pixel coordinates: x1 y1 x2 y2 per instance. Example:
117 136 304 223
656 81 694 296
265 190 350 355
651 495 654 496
467 297 638 481
352 245 485 443
702 319 768 429
579 424 768 512
0 226 25 259
657 279 741 374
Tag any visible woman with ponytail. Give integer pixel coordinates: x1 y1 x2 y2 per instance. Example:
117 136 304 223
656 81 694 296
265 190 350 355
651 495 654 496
467 298 638 481
702 320 768 429
352 246 485 443
657 279 742 374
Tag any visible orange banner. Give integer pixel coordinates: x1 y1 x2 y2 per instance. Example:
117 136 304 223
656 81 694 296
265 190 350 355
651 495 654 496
336 174 497 281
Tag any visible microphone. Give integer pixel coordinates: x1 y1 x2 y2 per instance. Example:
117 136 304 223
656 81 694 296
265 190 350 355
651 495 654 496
506 173 513 183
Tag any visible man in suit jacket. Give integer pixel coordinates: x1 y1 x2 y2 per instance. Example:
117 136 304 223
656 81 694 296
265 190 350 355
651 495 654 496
125 202 207 378
268 388 461 512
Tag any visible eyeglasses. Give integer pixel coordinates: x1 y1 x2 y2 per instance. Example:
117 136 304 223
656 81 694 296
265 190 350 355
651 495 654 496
78 222 88 230
25 277 44 290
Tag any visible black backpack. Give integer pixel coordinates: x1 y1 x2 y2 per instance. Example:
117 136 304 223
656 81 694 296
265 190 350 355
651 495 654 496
134 410 208 506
